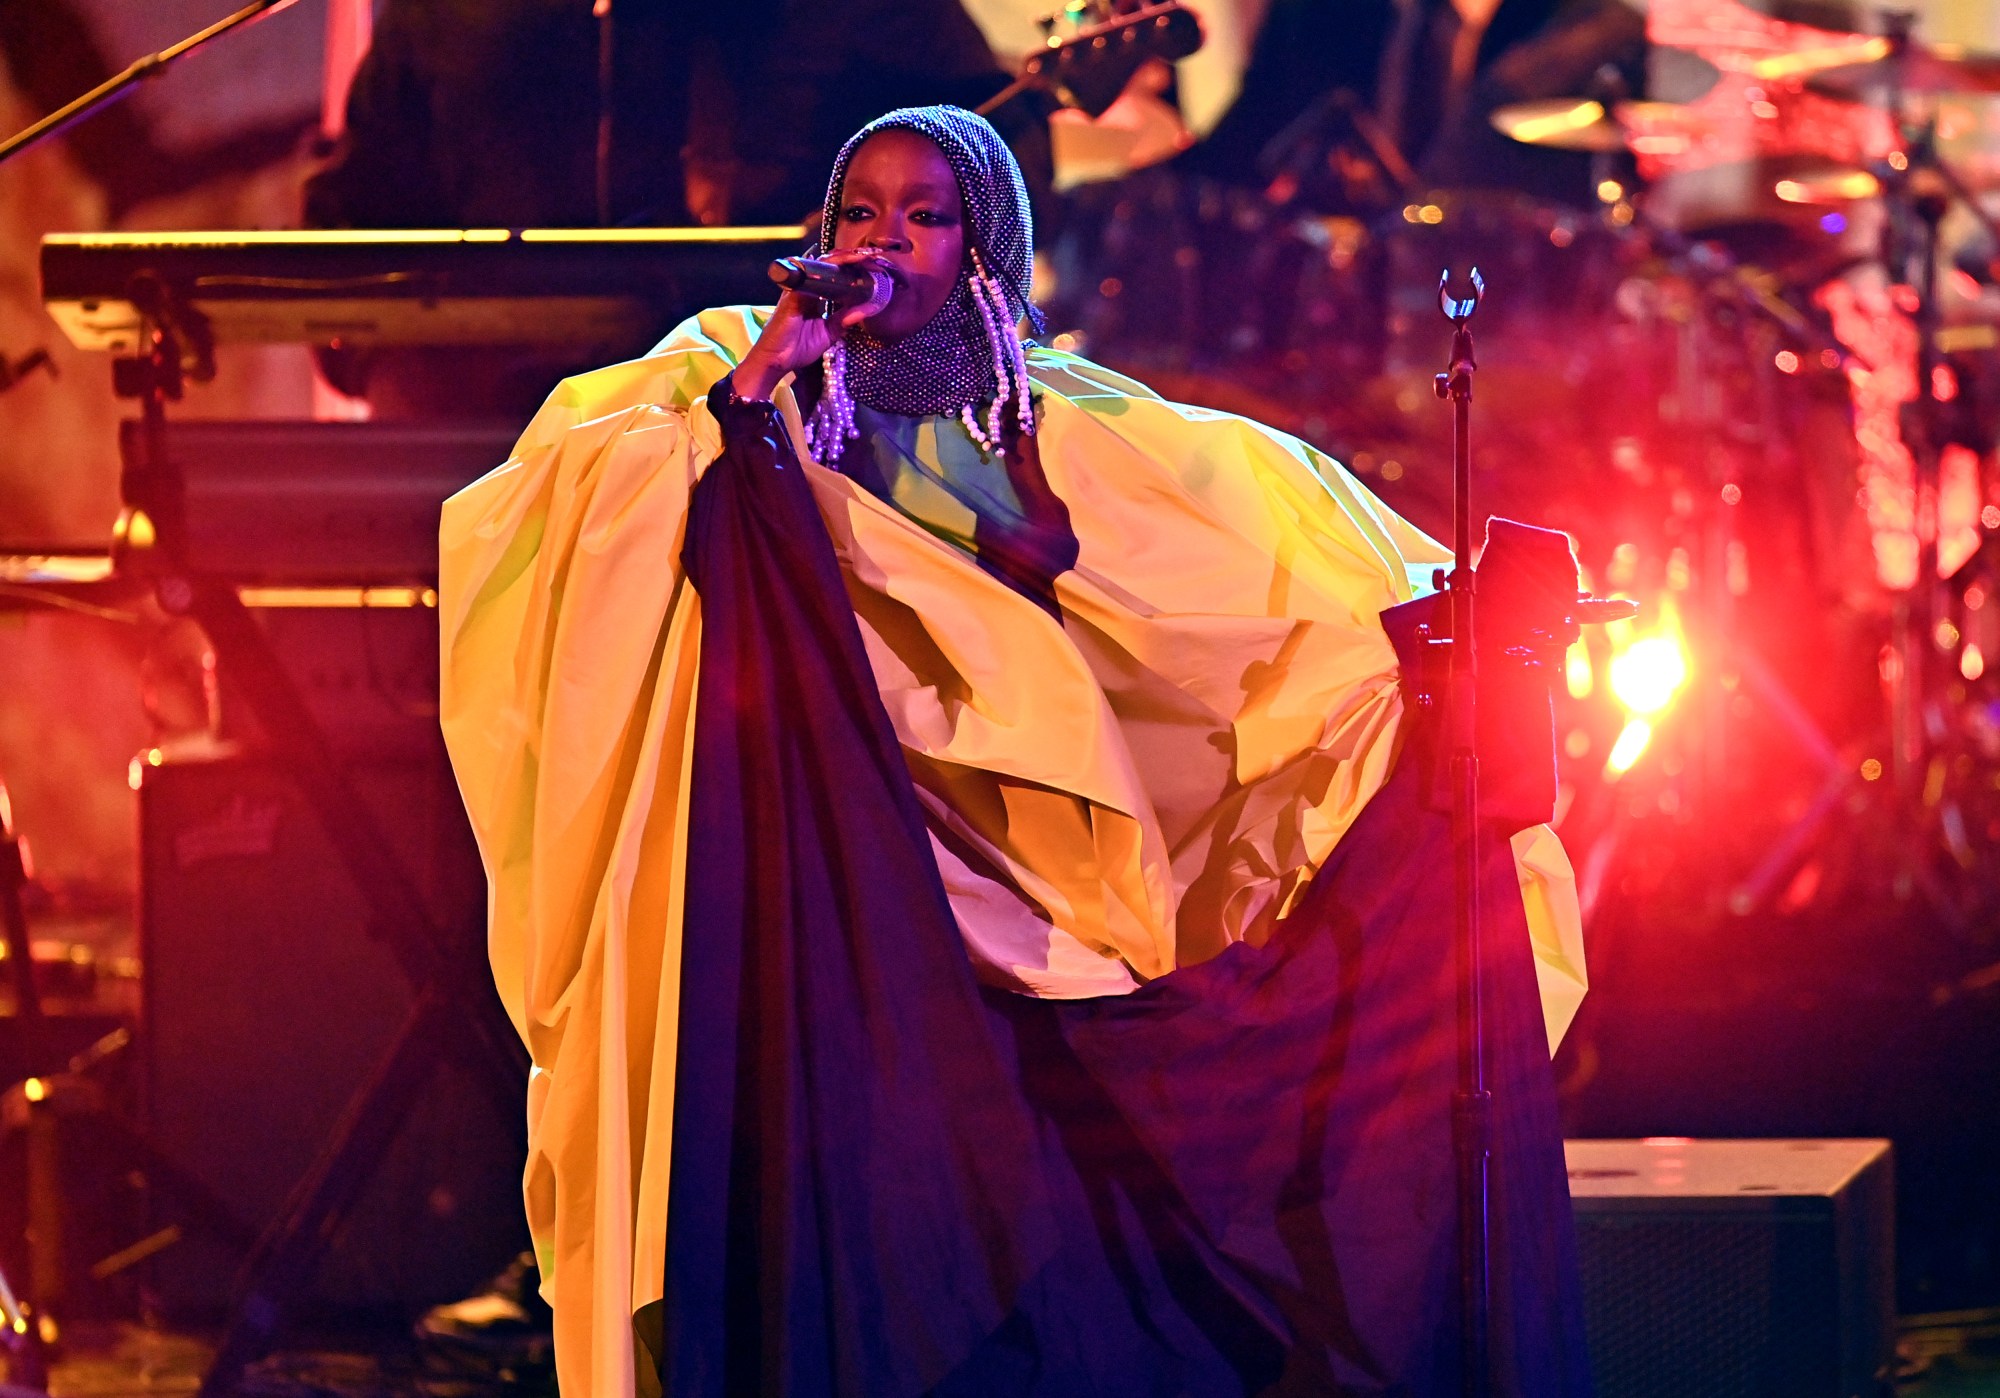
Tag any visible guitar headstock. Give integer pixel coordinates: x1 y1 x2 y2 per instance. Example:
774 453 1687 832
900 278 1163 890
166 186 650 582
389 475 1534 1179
1021 1 1204 118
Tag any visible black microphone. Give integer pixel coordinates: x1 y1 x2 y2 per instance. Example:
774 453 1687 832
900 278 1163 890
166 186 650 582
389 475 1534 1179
768 257 894 317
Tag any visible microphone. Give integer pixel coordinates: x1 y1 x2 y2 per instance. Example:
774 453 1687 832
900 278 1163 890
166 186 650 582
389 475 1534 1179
768 257 894 317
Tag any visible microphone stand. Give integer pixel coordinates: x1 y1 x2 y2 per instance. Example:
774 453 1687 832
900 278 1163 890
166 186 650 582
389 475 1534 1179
1433 268 1492 1398
0 0 301 167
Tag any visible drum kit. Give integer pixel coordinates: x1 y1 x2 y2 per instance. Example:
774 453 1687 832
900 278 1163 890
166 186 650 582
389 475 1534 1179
1047 1 2000 928
1484 8 2000 931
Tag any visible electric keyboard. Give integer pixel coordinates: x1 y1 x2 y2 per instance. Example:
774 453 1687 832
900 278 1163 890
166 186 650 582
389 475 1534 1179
40 225 806 352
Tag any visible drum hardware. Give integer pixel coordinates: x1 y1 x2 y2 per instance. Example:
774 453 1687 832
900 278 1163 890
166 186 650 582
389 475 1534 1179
1487 175 1872 924
3 752 55 1398
1260 87 1422 206
1664 244 1846 884
0 770 258 1390
1675 7 2000 927
1044 0 2000 939
1849 15 2000 920
0 1256 45 1394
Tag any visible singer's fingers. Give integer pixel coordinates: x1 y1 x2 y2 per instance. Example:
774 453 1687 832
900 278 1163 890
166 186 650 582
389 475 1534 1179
779 289 828 321
772 289 831 330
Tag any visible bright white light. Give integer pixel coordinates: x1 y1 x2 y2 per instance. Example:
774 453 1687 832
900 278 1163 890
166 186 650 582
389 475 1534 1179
1609 636 1688 715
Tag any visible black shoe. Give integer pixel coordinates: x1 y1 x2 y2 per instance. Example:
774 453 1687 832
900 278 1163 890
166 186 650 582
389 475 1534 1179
414 1251 552 1369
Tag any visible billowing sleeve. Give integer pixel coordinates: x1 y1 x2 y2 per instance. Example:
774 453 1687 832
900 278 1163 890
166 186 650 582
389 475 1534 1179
439 397 707 1398
981 349 1586 1047
438 305 778 1398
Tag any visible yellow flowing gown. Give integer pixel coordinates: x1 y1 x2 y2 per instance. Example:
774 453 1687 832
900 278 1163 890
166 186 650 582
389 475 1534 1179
438 307 1588 1397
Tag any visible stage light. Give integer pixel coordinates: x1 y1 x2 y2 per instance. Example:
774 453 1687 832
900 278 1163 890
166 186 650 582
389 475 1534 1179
1964 645 1985 682
1610 632 1688 716
1565 643 1594 699
1604 718 1653 778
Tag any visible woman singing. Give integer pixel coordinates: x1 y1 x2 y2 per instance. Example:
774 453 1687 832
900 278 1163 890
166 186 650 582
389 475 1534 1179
441 105 1592 1398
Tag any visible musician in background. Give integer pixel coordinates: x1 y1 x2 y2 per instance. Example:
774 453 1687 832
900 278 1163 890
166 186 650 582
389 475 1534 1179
1410 0 1646 202
304 0 1051 231
1179 0 1644 210
302 0 1052 419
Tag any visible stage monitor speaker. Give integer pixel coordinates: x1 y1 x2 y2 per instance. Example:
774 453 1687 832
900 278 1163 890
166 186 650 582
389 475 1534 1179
136 741 525 1323
1568 1137 1895 1398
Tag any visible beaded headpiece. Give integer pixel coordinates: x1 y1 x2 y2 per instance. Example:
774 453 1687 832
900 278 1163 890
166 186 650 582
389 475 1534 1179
806 106 1040 458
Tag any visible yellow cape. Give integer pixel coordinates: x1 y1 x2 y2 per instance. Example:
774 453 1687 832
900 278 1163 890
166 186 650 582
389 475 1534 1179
438 307 1588 1397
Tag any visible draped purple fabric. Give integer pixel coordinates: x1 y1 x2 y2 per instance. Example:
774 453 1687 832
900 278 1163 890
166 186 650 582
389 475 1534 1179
966 758 1593 1396
668 392 1057 1396
669 387 1592 1396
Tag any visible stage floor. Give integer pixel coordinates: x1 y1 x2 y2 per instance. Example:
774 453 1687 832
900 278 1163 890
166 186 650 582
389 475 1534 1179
36 1319 553 1396
27 1310 2000 1396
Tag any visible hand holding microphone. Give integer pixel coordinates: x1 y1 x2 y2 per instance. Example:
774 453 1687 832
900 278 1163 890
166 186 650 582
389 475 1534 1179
768 257 895 318
734 249 895 402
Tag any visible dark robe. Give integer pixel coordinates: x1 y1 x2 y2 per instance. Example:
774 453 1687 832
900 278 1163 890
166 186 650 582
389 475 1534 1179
663 390 1592 1395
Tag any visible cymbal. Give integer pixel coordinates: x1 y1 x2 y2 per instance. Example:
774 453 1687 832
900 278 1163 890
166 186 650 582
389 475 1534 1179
1750 36 1892 83
1805 43 2000 99
1772 163 1882 205
1489 98 1701 153
1489 98 1624 152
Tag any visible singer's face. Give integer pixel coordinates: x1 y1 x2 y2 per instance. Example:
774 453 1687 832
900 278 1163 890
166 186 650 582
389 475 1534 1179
830 131 966 341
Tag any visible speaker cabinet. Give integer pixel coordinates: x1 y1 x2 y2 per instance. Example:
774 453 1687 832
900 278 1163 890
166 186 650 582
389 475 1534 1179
137 741 524 1322
1568 1138 1895 1398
